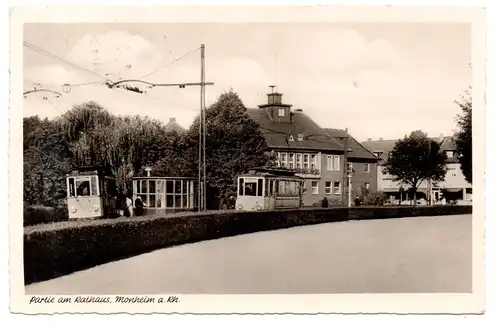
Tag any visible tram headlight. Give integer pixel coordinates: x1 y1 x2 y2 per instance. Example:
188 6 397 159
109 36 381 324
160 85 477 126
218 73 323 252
237 204 243 210
256 204 263 210
70 206 77 213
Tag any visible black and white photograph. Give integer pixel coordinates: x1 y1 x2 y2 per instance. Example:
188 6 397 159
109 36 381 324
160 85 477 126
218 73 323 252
8 5 486 314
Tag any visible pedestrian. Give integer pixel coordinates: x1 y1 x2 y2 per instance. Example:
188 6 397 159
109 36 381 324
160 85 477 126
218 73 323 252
321 197 328 208
135 196 144 216
125 195 133 217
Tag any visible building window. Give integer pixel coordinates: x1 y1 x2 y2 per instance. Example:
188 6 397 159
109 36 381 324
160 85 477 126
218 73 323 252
288 153 295 169
364 182 370 190
296 153 302 169
278 108 285 117
280 153 287 167
303 154 310 170
327 155 333 171
333 181 341 195
348 162 353 172
325 181 332 194
297 134 304 141
447 151 454 158
311 154 317 170
334 155 340 171
364 163 370 173
311 181 319 195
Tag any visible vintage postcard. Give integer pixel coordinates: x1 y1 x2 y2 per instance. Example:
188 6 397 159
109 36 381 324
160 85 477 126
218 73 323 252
9 5 486 314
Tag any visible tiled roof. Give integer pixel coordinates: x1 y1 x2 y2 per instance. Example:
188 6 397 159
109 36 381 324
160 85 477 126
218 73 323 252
361 139 397 162
246 108 345 152
324 128 379 161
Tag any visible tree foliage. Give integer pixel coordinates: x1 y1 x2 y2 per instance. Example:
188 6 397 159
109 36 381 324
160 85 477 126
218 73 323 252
383 130 448 205
24 91 269 210
454 90 472 184
184 90 269 209
23 116 73 206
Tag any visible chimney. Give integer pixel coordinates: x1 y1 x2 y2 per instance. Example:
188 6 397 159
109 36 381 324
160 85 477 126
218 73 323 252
169 118 176 123
294 108 303 112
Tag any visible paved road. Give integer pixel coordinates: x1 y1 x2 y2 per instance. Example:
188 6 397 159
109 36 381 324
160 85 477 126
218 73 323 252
26 214 472 294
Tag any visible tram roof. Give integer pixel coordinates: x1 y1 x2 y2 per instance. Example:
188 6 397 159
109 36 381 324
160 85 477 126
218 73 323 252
131 176 198 181
241 167 303 179
66 165 114 177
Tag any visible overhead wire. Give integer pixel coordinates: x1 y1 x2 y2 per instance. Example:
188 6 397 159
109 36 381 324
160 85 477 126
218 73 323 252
140 46 200 80
24 41 109 82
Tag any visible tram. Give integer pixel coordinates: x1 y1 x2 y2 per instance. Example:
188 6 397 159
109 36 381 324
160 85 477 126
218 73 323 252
235 167 304 211
66 166 118 220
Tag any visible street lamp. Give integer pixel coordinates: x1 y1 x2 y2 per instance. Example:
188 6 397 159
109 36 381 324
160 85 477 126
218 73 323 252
145 167 152 177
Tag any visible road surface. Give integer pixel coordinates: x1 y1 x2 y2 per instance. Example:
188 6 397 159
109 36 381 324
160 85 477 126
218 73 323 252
26 214 472 294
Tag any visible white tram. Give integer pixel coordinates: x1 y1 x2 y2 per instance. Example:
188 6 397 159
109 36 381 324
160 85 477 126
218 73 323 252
66 166 117 220
236 167 304 211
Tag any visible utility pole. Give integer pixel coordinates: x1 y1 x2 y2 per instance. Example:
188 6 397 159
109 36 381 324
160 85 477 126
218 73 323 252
341 130 349 207
200 44 207 212
104 44 214 212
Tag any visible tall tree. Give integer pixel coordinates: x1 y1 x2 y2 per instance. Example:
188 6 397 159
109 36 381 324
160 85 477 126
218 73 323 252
23 116 73 206
454 90 472 184
184 90 269 209
383 130 448 205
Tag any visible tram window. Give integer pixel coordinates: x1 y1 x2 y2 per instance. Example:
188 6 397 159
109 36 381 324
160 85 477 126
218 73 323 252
175 180 182 193
265 179 269 197
175 194 182 207
279 181 286 195
290 181 297 195
68 178 76 197
91 176 98 196
244 181 257 196
238 178 244 196
76 178 91 196
149 181 155 194
257 179 263 196
141 181 147 194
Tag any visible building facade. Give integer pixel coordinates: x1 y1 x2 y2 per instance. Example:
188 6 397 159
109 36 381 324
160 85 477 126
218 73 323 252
362 135 472 204
324 128 379 198
246 90 375 206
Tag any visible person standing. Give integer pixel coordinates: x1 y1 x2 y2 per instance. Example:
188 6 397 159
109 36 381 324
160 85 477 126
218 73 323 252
125 195 133 217
135 196 144 216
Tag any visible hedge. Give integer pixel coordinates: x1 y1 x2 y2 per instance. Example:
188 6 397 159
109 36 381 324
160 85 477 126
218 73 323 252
23 205 69 227
24 205 472 285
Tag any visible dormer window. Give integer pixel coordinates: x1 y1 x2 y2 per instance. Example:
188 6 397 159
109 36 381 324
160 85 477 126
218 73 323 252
278 108 285 117
297 134 304 141
446 151 454 158
288 135 294 142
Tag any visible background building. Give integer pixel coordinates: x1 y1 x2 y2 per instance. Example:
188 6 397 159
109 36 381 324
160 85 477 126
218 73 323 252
246 90 347 206
362 135 472 204
324 128 380 198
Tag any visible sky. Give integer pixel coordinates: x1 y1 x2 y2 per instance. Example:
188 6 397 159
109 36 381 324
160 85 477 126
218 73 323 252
23 23 471 141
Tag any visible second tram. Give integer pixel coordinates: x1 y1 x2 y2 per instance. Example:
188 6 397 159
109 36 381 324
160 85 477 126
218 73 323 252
236 167 304 211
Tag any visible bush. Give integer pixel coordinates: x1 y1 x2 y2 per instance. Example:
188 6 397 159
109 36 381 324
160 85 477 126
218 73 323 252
24 205 472 285
311 198 342 207
362 191 389 206
24 205 69 226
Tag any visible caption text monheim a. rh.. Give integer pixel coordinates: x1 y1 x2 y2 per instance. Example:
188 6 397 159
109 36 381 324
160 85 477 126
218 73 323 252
29 295 180 304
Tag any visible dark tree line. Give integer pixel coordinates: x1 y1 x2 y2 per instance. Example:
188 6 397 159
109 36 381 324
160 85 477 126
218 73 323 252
23 91 270 210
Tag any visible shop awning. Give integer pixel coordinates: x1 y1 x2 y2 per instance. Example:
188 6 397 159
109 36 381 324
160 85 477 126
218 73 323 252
443 188 463 192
